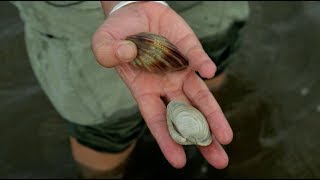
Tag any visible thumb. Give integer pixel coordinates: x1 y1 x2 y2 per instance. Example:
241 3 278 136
91 30 137 68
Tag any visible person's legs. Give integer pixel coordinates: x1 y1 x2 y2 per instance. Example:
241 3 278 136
70 137 135 179
65 111 145 178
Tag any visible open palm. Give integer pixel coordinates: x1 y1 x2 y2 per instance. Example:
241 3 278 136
92 2 233 169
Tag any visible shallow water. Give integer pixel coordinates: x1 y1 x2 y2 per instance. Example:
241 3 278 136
0 1 320 178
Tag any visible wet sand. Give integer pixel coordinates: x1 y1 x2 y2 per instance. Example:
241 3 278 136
1 1 320 178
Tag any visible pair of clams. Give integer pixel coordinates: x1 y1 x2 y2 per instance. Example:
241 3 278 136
125 32 213 146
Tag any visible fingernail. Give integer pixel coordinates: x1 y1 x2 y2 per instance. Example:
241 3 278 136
116 41 136 61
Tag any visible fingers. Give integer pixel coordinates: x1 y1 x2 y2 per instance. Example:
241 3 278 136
183 73 233 145
136 93 187 169
174 34 217 79
165 89 191 105
198 138 229 169
91 28 138 68
165 71 231 169
158 9 216 78
162 70 192 105
187 46 217 79
183 73 231 169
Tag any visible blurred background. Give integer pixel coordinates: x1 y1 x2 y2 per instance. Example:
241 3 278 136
1 1 320 179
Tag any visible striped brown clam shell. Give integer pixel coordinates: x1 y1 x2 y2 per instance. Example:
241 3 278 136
125 32 189 73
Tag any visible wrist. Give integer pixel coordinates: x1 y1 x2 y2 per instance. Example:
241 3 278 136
108 1 168 15
101 1 121 16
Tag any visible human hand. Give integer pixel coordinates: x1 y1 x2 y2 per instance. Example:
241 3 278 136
92 1 233 169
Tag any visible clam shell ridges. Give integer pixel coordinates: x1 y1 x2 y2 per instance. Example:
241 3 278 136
126 32 189 73
166 101 212 146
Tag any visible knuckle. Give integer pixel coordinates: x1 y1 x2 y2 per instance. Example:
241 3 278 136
193 89 211 103
206 109 221 121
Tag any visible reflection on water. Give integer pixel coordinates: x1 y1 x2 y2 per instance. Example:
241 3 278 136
0 1 320 178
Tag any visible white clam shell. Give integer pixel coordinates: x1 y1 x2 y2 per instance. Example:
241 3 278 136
166 101 213 146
